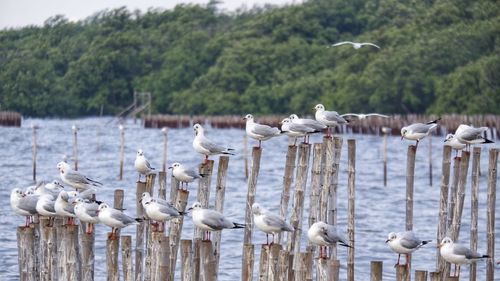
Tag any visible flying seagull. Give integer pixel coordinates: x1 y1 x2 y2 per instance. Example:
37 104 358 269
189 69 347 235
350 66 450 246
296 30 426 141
330 41 380 49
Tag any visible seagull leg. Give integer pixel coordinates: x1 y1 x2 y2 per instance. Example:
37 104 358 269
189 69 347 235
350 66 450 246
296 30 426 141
25 216 30 227
258 140 262 148
457 265 461 278
394 254 401 268
270 233 275 245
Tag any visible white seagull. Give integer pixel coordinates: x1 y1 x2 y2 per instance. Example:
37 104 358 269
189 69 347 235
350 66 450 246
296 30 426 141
444 134 466 157
169 162 206 190
10 188 39 227
340 113 389 121
400 118 440 147
308 221 351 259
244 114 282 148
280 118 319 145
385 231 431 267
98 203 142 239
73 198 100 234
135 149 155 182
54 190 77 225
141 193 185 224
454 124 494 150
57 161 102 191
36 193 58 226
189 201 245 241
252 203 293 245
438 237 489 278
193 123 234 164
314 104 348 137
330 41 380 49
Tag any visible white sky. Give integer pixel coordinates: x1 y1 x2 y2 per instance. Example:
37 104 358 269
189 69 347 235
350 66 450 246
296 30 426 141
0 0 302 30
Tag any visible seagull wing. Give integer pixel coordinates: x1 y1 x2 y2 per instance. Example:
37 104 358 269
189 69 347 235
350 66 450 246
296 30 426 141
199 137 227 154
252 123 280 137
340 113 360 118
263 213 293 231
366 113 389 118
361 42 380 48
332 41 354 47
399 232 421 250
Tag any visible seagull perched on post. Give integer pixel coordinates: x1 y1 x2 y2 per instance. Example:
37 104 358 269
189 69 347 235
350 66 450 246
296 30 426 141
280 118 319 145
244 114 282 148
330 41 380 49
438 237 489 278
57 161 102 191
313 104 348 137
252 203 293 245
308 221 352 259
401 118 440 148
134 149 155 182
169 162 206 190
453 124 494 151
188 201 245 241
386 231 431 268
192 123 235 164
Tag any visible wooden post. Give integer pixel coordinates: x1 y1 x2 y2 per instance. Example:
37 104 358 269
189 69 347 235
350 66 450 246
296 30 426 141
331 260 340 281
268 244 282 281
278 145 297 244
293 252 309 281
169 190 190 281
396 265 408 281
449 151 470 241
192 238 201 281
57 225 81 281
447 156 461 230
329 136 343 260
415 270 428 281
287 143 311 256
370 261 383 281
170 174 180 205
136 180 147 281
277 250 290 281
406 145 416 232
158 171 167 200
151 233 170 281
213 156 229 274
80 225 95 281
32 124 38 182
428 135 432 186
200 241 216 281
243 147 262 246
242 244 255 281
319 138 333 223
244 133 249 179
308 144 323 249
17 226 37 281
144 173 156 280
486 148 498 281
107 190 124 281
119 124 124 180
469 147 481 281
446 277 459 281
40 218 57 281
259 245 270 280
181 239 193 281
347 139 356 281
72 125 78 171
429 272 440 281
121 236 133 281
195 160 214 239
383 129 388 186
437 145 452 272
162 127 168 172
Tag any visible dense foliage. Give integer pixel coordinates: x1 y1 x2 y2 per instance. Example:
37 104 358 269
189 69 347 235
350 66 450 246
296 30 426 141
0 0 498 117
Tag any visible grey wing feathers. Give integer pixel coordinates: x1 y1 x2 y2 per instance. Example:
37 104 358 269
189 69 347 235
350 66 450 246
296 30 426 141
410 123 435 134
63 204 75 214
452 244 474 257
18 196 39 213
399 232 421 249
289 123 315 133
185 169 202 179
145 159 154 170
324 111 347 123
253 124 280 136
200 138 226 153
201 210 229 230
111 210 136 225
264 214 293 231
459 128 486 141
158 204 181 216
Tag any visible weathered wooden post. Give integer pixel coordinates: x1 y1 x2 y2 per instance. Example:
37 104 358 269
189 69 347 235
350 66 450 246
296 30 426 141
370 261 383 281
278 145 297 244
119 124 125 180
428 135 433 186
31 124 38 182
243 147 262 246
135 180 147 281
308 143 323 248
151 233 170 281
382 127 390 186
107 189 124 281
429 271 440 281
449 151 470 241
469 147 481 281
72 124 79 170
319 138 333 224
329 136 343 260
169 189 190 281
200 241 217 281
396 265 408 281
415 270 428 281
242 244 255 281
447 156 461 229
39 217 57 281
80 220 95 281
259 245 270 280
17 226 37 281
277 250 290 281
244 133 249 179
162 127 168 172
194 160 214 239
347 139 356 281
267 244 282 281
437 145 452 273
181 239 193 281
406 145 416 232
213 156 229 274
121 236 133 281
293 252 311 281
486 148 498 281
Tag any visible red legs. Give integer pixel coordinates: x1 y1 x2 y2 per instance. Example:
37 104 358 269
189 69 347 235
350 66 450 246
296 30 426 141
318 246 329 259
394 254 401 267
202 231 212 241
24 216 30 227
86 223 94 234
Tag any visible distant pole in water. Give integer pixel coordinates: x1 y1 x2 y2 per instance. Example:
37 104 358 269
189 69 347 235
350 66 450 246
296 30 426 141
162 127 168 172
469 147 481 281
382 127 391 186
72 125 79 171
31 124 38 182
428 134 432 186
244 134 249 179
119 124 125 180
486 148 498 281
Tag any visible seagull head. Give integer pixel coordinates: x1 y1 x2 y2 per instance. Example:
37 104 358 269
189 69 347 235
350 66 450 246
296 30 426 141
400 127 408 140
280 118 291 125
438 237 453 248
314 104 325 112
251 203 263 215
169 162 181 170
188 201 202 211
97 203 109 213
137 149 144 157
243 114 254 121
386 232 397 243
57 161 70 173
289 114 299 120
193 124 203 135
444 134 454 143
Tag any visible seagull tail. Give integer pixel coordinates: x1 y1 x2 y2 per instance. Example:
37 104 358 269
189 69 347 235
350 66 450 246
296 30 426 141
339 242 353 248
135 218 144 223
179 211 189 216
421 240 432 247
222 151 235 156
484 138 494 144
88 178 103 186
426 118 441 125
233 222 246 229
481 255 490 259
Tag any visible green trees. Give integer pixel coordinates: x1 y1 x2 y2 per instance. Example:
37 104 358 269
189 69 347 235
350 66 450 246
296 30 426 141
0 0 498 117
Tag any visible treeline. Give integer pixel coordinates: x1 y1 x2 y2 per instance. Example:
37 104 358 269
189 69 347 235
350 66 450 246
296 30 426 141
0 0 498 117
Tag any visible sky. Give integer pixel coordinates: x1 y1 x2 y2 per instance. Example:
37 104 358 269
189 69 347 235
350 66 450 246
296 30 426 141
0 0 302 29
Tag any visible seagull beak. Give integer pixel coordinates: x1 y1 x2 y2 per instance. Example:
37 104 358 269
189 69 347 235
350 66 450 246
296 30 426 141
401 136 404 141
168 166 173 169
437 243 442 249
187 207 193 211
139 198 142 203
385 239 390 243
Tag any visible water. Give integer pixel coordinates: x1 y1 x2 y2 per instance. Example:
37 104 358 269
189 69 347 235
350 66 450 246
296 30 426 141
0 117 498 280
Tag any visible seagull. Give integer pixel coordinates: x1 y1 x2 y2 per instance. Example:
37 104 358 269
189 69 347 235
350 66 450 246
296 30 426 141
97 203 142 239
244 114 282 148
54 190 77 225
135 149 155 182
193 123 235 164
73 198 100 234
289 114 327 143
444 134 466 157
400 118 440 147
141 193 185 225
280 118 319 145
252 203 294 245
385 231 431 268
10 188 39 227
454 124 494 151
36 193 58 226
314 104 348 137
438 237 489 278
57 161 102 191
35 180 64 197
188 201 245 241
307 221 352 259
330 41 380 49
340 113 389 121
169 162 206 190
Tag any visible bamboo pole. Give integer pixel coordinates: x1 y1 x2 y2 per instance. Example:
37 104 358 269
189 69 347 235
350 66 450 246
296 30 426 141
119 124 124 180
370 261 383 281
268 244 282 281
244 133 249 179
158 171 167 199
347 139 356 281
415 270 428 281
278 145 297 244
80 221 95 281
193 238 201 281
469 147 481 281
429 135 432 186
406 145 416 232
169 189 190 281
287 143 311 256
243 147 262 246
331 260 340 281
121 236 133 281
308 143 323 249
259 245 270 281
447 157 461 230
213 156 229 274
144 173 156 279
39 218 57 281
383 129 388 186
17 226 36 281
486 148 498 281
277 250 290 281
195 160 214 239
145 230 153 281
449 151 470 241
170 174 180 205
319 138 333 223
396 265 408 281
162 127 168 172
72 125 78 171
151 233 169 281
293 252 309 281
329 136 343 260
32 124 38 182
107 190 124 281
437 145 452 272
135 180 147 281
242 244 255 281
429 272 440 281
181 239 192 281
57 225 81 281
200 240 216 281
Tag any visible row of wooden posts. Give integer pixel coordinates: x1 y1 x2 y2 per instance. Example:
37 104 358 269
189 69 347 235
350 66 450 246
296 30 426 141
18 131 498 280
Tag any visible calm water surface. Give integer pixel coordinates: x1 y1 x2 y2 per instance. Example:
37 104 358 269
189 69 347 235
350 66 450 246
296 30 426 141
0 117 498 280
